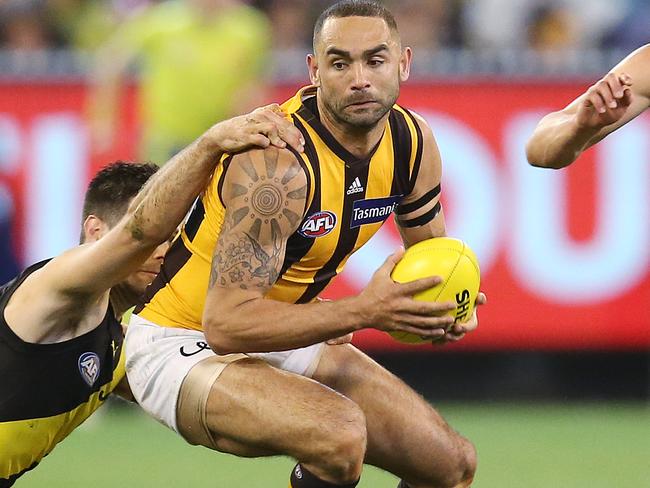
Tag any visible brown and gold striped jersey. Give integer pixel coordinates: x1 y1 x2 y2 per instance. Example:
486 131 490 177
136 86 424 330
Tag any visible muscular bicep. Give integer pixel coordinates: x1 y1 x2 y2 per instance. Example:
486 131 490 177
396 113 446 247
204 147 307 311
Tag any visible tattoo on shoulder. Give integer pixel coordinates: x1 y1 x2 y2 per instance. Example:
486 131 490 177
209 150 305 290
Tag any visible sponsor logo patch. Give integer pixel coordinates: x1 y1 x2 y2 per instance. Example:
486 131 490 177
78 352 100 387
350 196 402 228
299 211 337 238
346 177 364 195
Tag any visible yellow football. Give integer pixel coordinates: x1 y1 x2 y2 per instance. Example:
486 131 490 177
389 237 481 344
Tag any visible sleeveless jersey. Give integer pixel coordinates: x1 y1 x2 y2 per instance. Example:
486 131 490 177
137 85 424 330
0 261 125 486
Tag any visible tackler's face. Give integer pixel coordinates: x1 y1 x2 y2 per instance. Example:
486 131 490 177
309 16 412 130
122 240 170 296
82 208 172 298
122 225 181 296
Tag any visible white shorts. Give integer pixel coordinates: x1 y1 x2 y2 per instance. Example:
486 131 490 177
125 314 325 433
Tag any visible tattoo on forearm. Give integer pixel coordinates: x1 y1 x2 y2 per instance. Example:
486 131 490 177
209 150 306 290
127 207 145 241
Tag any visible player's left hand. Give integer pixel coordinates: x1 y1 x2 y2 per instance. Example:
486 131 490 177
207 104 305 154
433 292 486 345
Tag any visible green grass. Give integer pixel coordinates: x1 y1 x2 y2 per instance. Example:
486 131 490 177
19 401 650 488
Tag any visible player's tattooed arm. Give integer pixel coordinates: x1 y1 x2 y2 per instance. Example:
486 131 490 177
203 147 317 353
396 112 447 247
204 148 460 353
208 147 307 293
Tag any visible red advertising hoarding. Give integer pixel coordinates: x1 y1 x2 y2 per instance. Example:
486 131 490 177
1 82 648 350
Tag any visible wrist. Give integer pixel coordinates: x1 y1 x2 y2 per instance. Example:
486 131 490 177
196 123 226 155
341 295 371 331
571 116 601 140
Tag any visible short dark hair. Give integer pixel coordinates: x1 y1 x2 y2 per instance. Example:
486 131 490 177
313 1 398 48
81 161 158 239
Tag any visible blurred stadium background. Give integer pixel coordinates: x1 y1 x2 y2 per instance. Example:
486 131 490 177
1 0 649 486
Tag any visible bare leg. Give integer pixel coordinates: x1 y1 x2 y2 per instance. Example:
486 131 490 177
186 357 367 484
312 345 476 488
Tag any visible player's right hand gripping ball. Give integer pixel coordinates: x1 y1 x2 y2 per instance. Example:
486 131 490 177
390 237 481 344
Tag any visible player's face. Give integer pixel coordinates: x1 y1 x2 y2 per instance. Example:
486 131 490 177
310 16 411 130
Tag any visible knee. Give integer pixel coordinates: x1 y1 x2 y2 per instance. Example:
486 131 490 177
434 436 477 488
456 437 477 487
310 404 367 483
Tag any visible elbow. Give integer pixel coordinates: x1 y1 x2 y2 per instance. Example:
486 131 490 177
210 342 239 356
203 294 264 354
525 135 574 170
525 141 556 169
528 158 564 170
203 315 242 355
525 140 544 168
527 157 552 169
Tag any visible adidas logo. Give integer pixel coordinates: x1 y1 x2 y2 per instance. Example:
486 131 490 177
346 177 364 195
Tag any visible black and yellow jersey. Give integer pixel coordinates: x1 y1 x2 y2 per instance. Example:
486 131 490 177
136 85 424 331
0 260 125 487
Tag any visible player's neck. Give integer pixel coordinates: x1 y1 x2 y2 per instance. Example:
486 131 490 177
109 285 138 318
317 98 387 160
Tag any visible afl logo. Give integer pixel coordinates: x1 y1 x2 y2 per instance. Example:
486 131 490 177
78 352 100 387
299 211 337 238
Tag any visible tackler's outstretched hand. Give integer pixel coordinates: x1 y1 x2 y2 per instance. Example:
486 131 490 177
204 104 305 155
357 248 456 341
577 72 633 130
